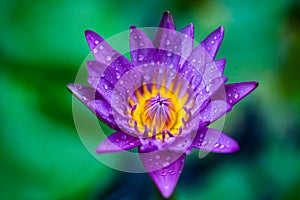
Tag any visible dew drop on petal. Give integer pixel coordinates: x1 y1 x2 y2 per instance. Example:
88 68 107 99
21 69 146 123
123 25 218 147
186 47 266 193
106 55 112 61
167 52 172 57
93 48 98 53
228 93 232 97
166 39 171 45
192 58 197 63
163 162 170 168
234 93 239 99
155 155 160 160
116 73 121 79
121 134 127 140
104 84 108 90
94 40 99 45
138 55 144 61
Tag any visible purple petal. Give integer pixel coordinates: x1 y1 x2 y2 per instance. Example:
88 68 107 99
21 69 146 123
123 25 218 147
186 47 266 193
85 30 132 87
199 100 231 125
191 128 239 153
153 11 175 48
86 60 106 89
139 148 186 198
156 28 182 70
67 84 118 130
96 131 140 153
214 58 226 75
130 26 156 66
179 23 194 68
200 26 224 60
225 82 258 106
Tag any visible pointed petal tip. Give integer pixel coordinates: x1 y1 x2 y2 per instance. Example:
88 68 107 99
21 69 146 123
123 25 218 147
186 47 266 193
130 25 137 30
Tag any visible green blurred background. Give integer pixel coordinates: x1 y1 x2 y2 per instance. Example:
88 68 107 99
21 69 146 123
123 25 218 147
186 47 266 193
1 0 300 199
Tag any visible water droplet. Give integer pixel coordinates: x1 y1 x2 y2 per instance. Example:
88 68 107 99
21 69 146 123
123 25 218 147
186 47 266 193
139 42 144 47
166 40 171 45
200 133 204 138
163 162 170 167
214 36 218 40
93 49 98 53
214 143 219 148
104 84 108 90
166 156 171 161
228 93 232 97
119 80 124 85
99 45 104 50
144 75 150 80
129 142 134 146
106 55 112 61
214 107 218 113
234 93 239 99
94 40 99 45
167 52 172 57
116 73 121 79
202 141 207 146
164 185 169 190
192 58 196 63
121 134 127 140
138 55 144 61
211 40 215 45
161 171 166 176
155 155 160 160
220 144 225 149
229 100 233 104
115 139 120 142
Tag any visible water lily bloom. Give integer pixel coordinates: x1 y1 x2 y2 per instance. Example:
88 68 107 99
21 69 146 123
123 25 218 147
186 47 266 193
68 11 258 198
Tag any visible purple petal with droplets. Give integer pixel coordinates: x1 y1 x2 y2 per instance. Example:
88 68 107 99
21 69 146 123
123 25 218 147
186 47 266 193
179 23 194 68
200 26 224 60
156 27 182 70
139 148 185 198
214 58 226 75
67 84 118 130
153 11 175 48
199 100 231 126
96 131 140 153
191 128 239 153
86 60 106 89
85 30 132 88
130 26 156 66
225 82 258 106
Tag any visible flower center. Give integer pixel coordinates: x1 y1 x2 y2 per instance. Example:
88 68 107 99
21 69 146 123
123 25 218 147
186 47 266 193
128 82 188 141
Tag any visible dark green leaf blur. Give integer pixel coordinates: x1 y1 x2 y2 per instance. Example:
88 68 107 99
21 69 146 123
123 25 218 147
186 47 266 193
1 0 299 199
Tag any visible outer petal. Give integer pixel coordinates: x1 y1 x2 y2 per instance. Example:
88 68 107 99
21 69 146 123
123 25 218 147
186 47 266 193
156 27 181 70
85 30 132 89
96 131 140 153
139 148 186 198
67 84 118 130
191 128 239 153
130 26 156 66
86 60 106 89
199 100 232 126
200 26 224 60
179 23 194 68
225 82 258 106
214 58 226 75
153 11 175 48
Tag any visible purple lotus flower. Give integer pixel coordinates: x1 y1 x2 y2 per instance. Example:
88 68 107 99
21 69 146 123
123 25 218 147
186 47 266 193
68 11 258 198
